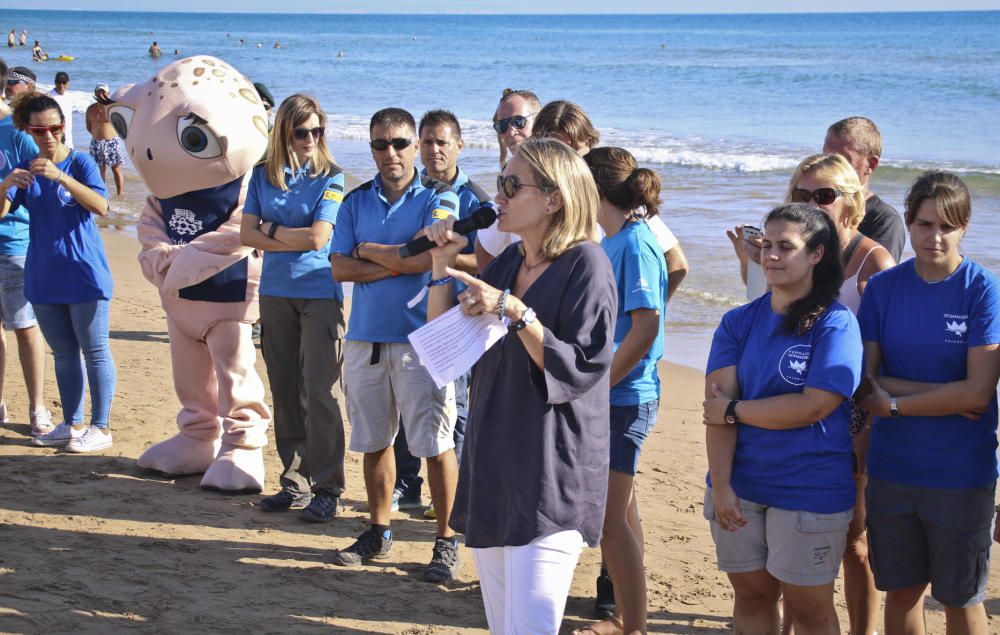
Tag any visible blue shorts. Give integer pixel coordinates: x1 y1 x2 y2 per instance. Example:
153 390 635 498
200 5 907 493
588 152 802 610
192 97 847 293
609 399 658 475
0 255 36 329
866 476 995 608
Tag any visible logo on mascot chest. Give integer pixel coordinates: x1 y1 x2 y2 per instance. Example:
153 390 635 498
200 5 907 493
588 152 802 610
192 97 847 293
57 184 78 207
168 208 204 241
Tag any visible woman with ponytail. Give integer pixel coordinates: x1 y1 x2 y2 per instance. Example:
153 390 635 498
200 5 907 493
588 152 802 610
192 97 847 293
702 204 863 634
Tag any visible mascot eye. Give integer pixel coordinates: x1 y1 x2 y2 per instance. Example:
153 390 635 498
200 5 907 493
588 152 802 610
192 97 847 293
107 106 134 140
176 118 222 159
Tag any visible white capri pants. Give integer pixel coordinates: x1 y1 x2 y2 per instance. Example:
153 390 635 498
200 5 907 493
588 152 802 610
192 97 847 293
471 530 585 634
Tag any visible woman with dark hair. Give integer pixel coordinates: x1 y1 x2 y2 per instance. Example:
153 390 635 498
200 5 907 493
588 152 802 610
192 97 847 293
240 94 348 522
574 146 667 635
533 100 601 156
703 203 862 634
0 92 115 453
858 171 1000 635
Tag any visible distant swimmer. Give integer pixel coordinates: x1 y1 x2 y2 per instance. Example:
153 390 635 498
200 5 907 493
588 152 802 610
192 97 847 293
7 30 14 48
239 38 245 45
273 41 281 49
256 42 262 48
19 30 26 46
148 41 162 58
86 83 125 198
173 49 180 55
337 50 344 58
31 40 45 62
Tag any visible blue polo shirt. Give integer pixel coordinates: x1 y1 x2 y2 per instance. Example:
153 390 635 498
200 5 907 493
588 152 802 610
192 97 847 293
244 163 345 301
331 170 459 343
7 149 113 304
0 117 38 256
421 166 491 255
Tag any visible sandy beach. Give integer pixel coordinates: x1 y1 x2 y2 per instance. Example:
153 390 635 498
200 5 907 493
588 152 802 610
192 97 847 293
0 227 995 634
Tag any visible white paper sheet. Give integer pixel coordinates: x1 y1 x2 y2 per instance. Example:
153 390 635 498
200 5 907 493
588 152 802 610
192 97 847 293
408 304 508 388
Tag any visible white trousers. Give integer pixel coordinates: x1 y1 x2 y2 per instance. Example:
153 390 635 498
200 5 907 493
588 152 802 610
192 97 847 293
471 530 586 635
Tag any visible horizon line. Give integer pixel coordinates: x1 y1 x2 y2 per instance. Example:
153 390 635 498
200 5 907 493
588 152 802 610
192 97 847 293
1 8 998 16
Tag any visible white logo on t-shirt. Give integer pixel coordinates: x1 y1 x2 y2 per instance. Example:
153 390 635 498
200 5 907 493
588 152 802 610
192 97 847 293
945 320 967 337
57 184 77 207
778 344 811 386
168 208 203 237
944 313 968 343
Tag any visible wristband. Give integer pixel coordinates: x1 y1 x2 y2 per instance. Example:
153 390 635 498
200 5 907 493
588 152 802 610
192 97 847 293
353 241 367 260
267 223 279 238
428 276 453 287
56 170 64 186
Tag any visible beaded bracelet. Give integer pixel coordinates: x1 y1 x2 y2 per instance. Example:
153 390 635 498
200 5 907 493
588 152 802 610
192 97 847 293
428 275 453 287
267 222 280 238
497 288 511 327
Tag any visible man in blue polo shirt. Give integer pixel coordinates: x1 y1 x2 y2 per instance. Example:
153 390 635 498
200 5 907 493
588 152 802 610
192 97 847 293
0 58 52 436
390 109 493 518
329 107 462 583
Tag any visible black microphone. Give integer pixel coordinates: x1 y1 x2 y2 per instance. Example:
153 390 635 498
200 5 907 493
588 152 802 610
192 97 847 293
398 205 497 258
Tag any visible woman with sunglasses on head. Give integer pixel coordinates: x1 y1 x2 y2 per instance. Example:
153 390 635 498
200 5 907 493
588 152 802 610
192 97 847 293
784 153 894 635
857 172 1000 635
240 94 348 522
425 137 616 634
703 203 862 635
1 92 115 452
571 146 668 635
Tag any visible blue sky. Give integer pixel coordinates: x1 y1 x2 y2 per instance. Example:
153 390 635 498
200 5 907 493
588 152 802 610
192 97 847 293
13 1 1000 13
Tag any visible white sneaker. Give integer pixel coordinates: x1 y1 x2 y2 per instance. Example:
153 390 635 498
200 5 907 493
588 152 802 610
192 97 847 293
66 426 113 453
30 409 54 436
31 422 84 447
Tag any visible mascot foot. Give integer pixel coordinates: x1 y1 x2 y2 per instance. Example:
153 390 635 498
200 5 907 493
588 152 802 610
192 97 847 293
200 445 265 494
137 434 221 476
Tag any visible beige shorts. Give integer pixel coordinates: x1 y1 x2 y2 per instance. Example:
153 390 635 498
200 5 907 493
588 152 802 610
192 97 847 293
344 340 456 457
704 487 852 587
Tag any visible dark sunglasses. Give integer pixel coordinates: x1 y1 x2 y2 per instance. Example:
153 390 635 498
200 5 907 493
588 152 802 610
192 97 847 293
370 137 413 152
293 126 324 141
791 187 843 206
26 124 65 137
492 114 534 134
5 79 27 86
497 174 550 199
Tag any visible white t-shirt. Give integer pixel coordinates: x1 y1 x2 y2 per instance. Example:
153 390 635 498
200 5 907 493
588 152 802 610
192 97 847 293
48 89 74 149
477 213 679 257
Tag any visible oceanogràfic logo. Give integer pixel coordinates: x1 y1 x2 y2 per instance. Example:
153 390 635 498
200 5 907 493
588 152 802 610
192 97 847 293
779 344 811 386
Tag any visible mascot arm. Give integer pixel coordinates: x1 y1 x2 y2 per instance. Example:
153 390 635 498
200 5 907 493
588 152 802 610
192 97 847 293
137 196 181 288
161 205 254 296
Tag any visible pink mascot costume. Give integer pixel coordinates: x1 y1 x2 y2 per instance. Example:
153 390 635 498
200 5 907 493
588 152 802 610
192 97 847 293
110 56 271 492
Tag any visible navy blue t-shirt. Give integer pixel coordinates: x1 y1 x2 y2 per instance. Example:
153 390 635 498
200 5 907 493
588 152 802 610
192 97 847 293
706 295 863 513
858 258 1000 489
8 150 113 304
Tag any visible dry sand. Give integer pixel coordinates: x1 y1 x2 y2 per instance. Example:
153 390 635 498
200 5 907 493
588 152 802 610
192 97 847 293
0 229 997 634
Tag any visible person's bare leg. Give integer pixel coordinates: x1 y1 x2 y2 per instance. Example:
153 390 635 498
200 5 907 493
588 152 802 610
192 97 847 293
425 448 457 538
730 569 782 634
111 164 124 198
885 585 928 635
99 163 107 183
0 324 7 416
843 474 880 635
782 581 840 635
600 472 647 634
364 447 395 527
943 604 987 635
15 325 44 412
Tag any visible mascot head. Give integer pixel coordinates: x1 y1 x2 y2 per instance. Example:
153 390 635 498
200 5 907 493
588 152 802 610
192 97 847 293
110 56 269 199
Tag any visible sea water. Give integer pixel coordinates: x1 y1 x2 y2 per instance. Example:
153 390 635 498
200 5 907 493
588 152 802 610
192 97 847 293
1 9 998 367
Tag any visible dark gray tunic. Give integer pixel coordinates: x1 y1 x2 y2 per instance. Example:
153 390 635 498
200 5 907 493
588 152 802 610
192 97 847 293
449 240 617 548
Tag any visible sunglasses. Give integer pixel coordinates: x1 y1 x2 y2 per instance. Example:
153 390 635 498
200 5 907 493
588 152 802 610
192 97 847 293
293 126 324 141
370 137 414 152
492 114 534 134
497 174 550 199
5 79 27 86
26 124 65 138
791 187 843 206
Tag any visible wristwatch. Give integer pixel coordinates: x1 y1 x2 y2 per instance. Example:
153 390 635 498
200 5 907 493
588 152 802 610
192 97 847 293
510 307 536 332
889 397 901 418
724 400 740 425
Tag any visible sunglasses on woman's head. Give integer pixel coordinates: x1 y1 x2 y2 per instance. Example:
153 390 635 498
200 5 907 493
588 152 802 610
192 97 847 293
293 126 324 141
493 114 534 134
791 187 842 206
26 124 64 138
497 174 550 198
369 137 414 152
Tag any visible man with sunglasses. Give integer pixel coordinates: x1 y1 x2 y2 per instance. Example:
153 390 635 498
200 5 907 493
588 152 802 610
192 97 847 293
330 107 463 584
0 59 53 436
3 66 34 102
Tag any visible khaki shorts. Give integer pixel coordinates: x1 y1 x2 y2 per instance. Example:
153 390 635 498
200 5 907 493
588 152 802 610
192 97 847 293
704 487 852 587
344 340 455 458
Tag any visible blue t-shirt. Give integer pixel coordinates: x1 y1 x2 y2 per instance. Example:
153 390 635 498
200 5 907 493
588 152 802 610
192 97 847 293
7 150 113 304
0 117 38 255
858 258 1000 489
601 220 668 406
331 170 460 342
422 166 491 255
706 295 863 513
244 164 345 301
